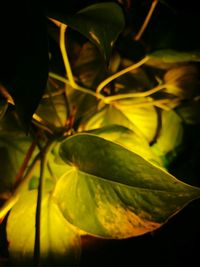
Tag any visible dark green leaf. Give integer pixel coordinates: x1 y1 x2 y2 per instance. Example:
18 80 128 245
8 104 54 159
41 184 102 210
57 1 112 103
51 3 125 62
53 133 200 238
35 78 68 131
88 124 162 167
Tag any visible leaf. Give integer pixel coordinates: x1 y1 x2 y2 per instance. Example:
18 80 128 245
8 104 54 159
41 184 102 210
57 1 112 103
163 64 200 99
115 99 158 143
0 2 49 128
35 78 68 131
88 125 163 167
7 190 81 267
72 42 107 88
148 50 200 64
53 133 200 238
79 101 158 143
51 3 125 62
151 110 183 167
0 111 33 193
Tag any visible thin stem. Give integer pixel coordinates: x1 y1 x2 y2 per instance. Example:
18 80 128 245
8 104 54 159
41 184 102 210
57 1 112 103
14 141 36 184
60 24 77 88
114 98 176 109
96 56 149 94
33 140 54 267
49 72 105 101
104 83 166 103
134 0 158 41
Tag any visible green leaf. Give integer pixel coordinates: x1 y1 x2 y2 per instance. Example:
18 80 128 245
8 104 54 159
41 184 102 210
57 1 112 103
88 125 163 167
151 110 183 167
53 133 200 238
7 190 81 267
35 79 68 131
80 101 158 143
148 50 200 64
72 42 107 88
0 112 33 193
115 99 158 143
52 3 125 62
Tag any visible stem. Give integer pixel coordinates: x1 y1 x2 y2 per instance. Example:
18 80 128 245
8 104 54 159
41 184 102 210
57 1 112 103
60 24 77 88
33 141 55 267
15 141 36 184
134 0 158 41
96 56 149 94
104 83 166 103
49 72 105 101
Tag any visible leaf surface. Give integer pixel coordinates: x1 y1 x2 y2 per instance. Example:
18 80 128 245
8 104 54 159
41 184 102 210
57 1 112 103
7 190 81 267
53 133 200 238
51 3 125 61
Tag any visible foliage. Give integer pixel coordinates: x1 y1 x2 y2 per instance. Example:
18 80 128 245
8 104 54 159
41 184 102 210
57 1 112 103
0 1 200 266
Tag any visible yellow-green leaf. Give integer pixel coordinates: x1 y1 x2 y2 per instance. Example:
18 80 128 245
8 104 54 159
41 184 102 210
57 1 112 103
53 133 200 238
7 190 81 267
88 125 163 167
151 110 183 166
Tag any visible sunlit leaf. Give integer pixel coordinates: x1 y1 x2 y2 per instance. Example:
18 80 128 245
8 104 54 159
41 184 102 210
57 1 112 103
151 110 183 167
7 190 81 267
114 99 158 143
51 3 125 61
53 133 200 238
79 101 158 143
88 125 163 167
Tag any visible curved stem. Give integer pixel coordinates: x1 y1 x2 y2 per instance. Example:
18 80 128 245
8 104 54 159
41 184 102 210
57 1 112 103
134 0 158 41
104 83 166 103
60 24 77 88
49 72 106 101
96 56 149 94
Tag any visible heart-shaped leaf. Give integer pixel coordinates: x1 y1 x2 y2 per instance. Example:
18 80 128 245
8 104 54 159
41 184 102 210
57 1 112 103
7 190 81 267
51 3 125 62
88 124 162 167
53 133 200 238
